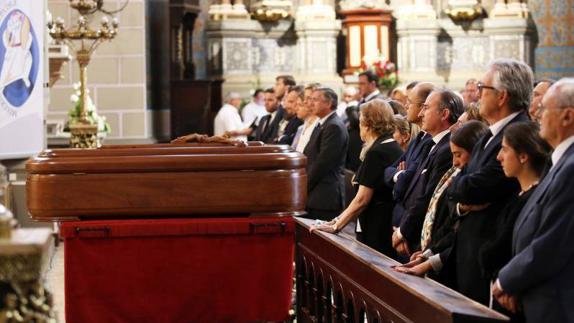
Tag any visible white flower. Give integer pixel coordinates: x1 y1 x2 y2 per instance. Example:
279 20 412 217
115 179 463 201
70 94 79 102
85 96 95 111
73 82 81 91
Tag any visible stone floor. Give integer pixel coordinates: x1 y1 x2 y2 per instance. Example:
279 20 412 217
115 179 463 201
44 244 65 323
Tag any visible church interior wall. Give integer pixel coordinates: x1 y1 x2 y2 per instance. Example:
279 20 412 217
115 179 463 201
46 0 151 144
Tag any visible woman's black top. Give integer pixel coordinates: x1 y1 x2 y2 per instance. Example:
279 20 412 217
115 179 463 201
354 133 403 256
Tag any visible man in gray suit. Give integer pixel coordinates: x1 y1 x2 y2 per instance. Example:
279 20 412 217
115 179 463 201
304 87 349 221
494 78 574 322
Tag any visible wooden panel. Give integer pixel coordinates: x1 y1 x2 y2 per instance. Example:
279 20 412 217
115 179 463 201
295 218 509 323
170 79 223 139
26 144 306 221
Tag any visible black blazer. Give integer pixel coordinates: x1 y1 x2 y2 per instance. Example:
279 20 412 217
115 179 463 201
399 132 453 250
385 132 434 227
254 107 284 143
498 144 574 323
275 117 303 145
445 111 529 305
303 112 349 212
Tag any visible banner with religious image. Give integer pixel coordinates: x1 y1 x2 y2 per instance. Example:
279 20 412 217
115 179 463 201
0 0 44 159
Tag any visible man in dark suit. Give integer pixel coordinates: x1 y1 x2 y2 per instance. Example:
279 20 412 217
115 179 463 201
384 82 436 227
304 87 349 221
445 58 533 305
357 70 385 106
494 78 574 322
275 85 303 145
254 88 284 143
392 89 463 255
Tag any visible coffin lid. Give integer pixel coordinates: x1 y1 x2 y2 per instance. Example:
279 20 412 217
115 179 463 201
27 144 306 174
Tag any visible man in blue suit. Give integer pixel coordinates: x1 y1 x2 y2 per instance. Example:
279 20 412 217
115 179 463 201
384 82 436 228
494 78 574 322
392 89 463 255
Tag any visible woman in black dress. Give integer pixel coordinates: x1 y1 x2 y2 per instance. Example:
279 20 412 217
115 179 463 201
311 99 403 256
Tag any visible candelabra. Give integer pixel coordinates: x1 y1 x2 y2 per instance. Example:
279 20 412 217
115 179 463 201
47 0 120 148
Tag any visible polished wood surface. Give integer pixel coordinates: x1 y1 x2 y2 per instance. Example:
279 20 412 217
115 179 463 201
27 144 307 221
295 218 508 323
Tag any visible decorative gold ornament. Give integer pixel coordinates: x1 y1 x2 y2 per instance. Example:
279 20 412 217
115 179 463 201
445 5 483 22
47 0 123 148
251 0 291 22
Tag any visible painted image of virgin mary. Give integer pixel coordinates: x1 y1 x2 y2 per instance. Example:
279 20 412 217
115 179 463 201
0 10 39 108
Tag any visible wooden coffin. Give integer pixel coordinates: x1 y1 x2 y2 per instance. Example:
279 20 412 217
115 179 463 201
26 143 307 221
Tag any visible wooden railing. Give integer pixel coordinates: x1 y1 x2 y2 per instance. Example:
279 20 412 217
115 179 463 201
295 218 508 323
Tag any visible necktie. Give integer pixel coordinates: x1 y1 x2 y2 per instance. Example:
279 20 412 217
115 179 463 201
310 122 322 140
482 129 494 149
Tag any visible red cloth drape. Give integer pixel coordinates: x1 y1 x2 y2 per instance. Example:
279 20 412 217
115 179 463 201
61 217 294 323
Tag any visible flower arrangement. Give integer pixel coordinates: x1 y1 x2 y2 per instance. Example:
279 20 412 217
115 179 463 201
357 53 399 89
64 83 111 134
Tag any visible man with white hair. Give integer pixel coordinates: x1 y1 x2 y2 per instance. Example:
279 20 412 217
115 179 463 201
213 92 246 141
336 86 358 119
494 78 574 322
446 58 532 305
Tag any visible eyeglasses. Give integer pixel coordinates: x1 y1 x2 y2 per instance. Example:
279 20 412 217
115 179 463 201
477 82 498 96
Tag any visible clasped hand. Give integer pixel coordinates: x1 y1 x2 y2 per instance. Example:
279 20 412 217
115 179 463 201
492 282 519 314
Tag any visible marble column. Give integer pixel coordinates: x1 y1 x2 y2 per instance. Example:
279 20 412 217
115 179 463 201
294 2 341 89
395 0 440 82
295 0 336 21
208 0 250 20
490 0 529 18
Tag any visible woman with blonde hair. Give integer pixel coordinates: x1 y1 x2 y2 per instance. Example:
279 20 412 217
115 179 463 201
393 115 421 152
311 99 403 256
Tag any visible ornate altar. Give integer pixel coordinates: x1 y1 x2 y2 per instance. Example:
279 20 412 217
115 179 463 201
339 1 394 77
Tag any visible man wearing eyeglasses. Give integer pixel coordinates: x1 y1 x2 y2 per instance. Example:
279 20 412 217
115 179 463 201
445 58 532 306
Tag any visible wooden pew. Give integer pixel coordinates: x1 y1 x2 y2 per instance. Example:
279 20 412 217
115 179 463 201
295 218 508 323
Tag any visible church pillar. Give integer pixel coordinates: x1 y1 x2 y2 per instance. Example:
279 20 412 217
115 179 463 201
294 0 342 88
528 0 574 79
490 0 529 18
483 1 534 67
208 0 250 20
395 0 441 82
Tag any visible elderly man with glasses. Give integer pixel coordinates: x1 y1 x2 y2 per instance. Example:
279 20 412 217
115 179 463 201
444 58 532 305
494 78 574 322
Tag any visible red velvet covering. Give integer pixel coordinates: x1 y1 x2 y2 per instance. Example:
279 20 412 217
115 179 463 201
61 216 295 323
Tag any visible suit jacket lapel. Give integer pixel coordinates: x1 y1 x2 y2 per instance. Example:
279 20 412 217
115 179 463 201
512 144 574 250
403 133 449 200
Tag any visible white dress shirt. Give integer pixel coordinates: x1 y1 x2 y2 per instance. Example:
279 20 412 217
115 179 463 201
484 111 520 148
318 110 337 126
361 90 381 104
428 129 450 153
214 104 247 141
295 118 319 153
241 101 267 127
551 135 574 168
